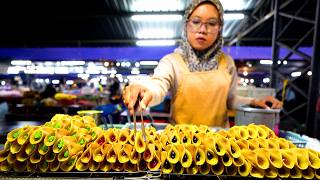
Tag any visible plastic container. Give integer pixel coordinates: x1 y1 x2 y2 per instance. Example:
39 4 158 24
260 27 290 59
235 106 280 134
77 110 103 125
279 130 307 148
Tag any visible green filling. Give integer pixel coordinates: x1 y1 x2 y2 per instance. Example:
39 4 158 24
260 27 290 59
41 145 48 152
31 144 36 150
54 123 61 128
57 140 64 149
72 133 77 138
48 135 55 142
92 132 96 138
68 160 74 166
85 126 90 131
24 133 29 139
34 131 42 140
79 138 85 145
12 130 21 139
43 161 48 167
64 150 69 158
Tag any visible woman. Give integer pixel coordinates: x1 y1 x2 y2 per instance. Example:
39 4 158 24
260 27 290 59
123 0 282 127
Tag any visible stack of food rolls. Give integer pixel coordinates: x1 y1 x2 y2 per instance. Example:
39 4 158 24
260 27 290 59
1 114 320 179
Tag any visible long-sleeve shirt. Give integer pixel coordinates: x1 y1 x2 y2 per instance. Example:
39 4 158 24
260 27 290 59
135 52 253 110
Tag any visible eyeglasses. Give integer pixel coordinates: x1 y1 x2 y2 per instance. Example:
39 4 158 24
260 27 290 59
187 18 220 34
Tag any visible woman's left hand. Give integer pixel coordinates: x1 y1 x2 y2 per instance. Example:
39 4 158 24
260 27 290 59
251 96 283 109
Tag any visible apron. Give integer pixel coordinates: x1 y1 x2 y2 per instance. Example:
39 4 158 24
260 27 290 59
171 53 232 127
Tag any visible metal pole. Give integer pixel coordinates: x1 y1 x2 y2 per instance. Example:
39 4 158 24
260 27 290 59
306 0 320 138
271 0 280 88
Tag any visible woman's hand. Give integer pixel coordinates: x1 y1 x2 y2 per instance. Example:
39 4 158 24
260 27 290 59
250 96 283 109
122 84 153 115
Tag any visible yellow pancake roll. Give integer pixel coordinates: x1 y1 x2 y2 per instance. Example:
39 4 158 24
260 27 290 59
221 152 233 167
233 154 245 167
17 127 34 145
12 160 27 172
302 166 315 179
0 150 9 163
10 140 22 154
75 158 88 172
30 127 53 145
49 158 60 172
58 142 83 162
106 128 118 144
137 159 147 171
88 159 100 172
7 152 16 164
277 138 290 149
60 154 78 172
134 131 146 153
191 133 202 146
236 139 249 149
228 139 241 158
39 159 49 172
25 143 37 156
118 129 130 145
211 160 224 175
238 160 251 177
212 136 227 156
267 138 280 149
294 148 309 170
290 165 303 179
124 161 137 172
148 152 161 171
38 142 50 155
247 124 258 139
43 131 56 147
170 132 180 145
0 160 11 171
250 164 265 178
26 160 37 172
100 160 112 172
7 127 24 142
93 146 105 163
205 147 218 166
186 161 198 174
308 149 320 169
16 146 29 162
142 143 155 163
268 149 283 168
118 144 133 164
265 165 278 178
45 151 56 163
167 145 180 164
129 148 141 165
278 166 291 178
161 152 173 174
194 145 206 166
225 164 238 176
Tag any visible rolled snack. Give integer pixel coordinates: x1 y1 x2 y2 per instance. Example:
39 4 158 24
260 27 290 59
94 133 106 146
221 152 233 167
247 139 259 151
267 138 280 149
60 154 78 172
278 166 290 178
173 162 184 174
256 138 268 149
90 127 103 142
49 158 60 172
181 132 191 145
118 144 133 164
17 127 34 145
211 160 224 175
128 130 135 145
302 166 315 179
277 138 290 149
170 132 180 145
0 149 9 163
53 136 77 154
106 143 122 163
186 161 198 175
12 160 27 172
242 149 269 170
80 142 99 163
130 148 141 165
134 131 146 153
180 146 193 168
7 127 25 142
265 165 278 178
199 163 211 175
268 149 283 169
100 160 112 172
228 139 241 158
236 139 249 149
26 160 37 172
7 152 16 164
4 141 11 151
93 146 105 163
38 142 50 155
281 149 297 169
167 145 180 164
30 151 43 164
58 142 83 162
54 128 69 139
194 145 206 166
0 160 11 171
216 129 231 138
45 151 56 163
293 148 309 170
225 164 238 176
229 126 242 140
247 124 258 139
44 131 57 147
307 148 320 169
118 129 130 145
77 134 91 148
38 159 49 172
250 164 265 178
106 128 118 144
290 165 303 179
25 143 38 156
30 127 54 145
233 154 245 167
191 133 202 146
212 135 227 156
88 158 100 172
137 159 148 171
16 145 29 162
75 158 88 172
161 151 173 174
10 140 22 154
124 161 137 172
258 124 276 138
238 160 251 177
148 151 161 171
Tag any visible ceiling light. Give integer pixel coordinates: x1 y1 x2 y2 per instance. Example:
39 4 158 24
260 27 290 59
130 0 183 12
221 0 245 11
243 71 248 76
66 80 74 85
263 78 270 83
61 61 85 66
136 40 176 46
277 60 281 64
224 13 245 20
52 80 60 85
307 71 312 76
11 60 32 66
260 60 273 65
131 14 182 22
283 60 288 65
250 79 254 83
140 61 158 66
291 71 301 77
137 29 175 39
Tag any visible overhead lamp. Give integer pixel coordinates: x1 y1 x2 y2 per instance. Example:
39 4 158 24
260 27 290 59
52 80 60 85
136 40 176 46
130 0 183 12
224 13 245 20
221 0 245 11
260 60 273 65
131 14 182 22
137 29 175 39
140 61 158 66
307 71 312 76
66 80 74 85
11 60 32 66
243 71 248 76
263 78 270 83
291 71 301 77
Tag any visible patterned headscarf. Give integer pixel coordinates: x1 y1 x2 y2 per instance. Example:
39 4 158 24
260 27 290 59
174 0 224 72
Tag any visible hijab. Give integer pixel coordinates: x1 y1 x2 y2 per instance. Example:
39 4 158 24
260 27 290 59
174 0 224 72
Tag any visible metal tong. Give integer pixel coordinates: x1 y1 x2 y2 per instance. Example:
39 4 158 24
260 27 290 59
133 95 147 141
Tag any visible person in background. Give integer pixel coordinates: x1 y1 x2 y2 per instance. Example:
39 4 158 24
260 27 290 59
123 0 282 127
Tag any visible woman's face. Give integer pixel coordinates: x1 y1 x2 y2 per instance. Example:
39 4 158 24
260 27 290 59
186 3 221 51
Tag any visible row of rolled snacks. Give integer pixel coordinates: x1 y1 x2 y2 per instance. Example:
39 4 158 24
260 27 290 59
0 114 320 179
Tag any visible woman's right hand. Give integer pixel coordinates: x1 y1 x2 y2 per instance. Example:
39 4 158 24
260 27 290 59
122 84 153 115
